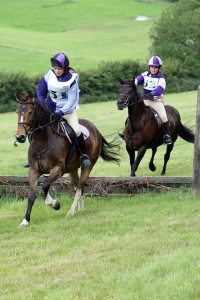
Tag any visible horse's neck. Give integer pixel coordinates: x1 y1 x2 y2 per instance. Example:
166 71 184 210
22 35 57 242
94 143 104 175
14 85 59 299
32 125 52 147
128 98 146 121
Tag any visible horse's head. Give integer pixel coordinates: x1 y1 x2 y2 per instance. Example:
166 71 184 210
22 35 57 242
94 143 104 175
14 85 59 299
117 79 139 110
15 91 36 143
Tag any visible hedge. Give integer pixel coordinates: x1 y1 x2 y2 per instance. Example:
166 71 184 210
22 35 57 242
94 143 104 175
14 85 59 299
0 60 199 113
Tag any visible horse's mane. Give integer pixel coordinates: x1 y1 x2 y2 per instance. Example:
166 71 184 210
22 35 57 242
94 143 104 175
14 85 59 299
123 78 142 101
33 98 51 124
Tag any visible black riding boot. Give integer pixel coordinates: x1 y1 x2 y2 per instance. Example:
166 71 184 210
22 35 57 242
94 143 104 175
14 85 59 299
77 133 91 168
163 121 172 145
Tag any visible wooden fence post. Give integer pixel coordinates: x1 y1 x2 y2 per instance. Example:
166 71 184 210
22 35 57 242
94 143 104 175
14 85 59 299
192 86 200 195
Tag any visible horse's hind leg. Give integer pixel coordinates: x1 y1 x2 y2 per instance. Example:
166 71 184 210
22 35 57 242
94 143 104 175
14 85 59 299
149 147 157 172
67 169 82 217
161 143 174 175
67 165 93 217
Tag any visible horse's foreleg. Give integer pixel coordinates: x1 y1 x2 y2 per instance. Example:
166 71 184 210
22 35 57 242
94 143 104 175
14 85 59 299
149 147 157 172
126 147 135 176
161 143 174 175
43 167 63 210
20 171 39 227
131 147 147 176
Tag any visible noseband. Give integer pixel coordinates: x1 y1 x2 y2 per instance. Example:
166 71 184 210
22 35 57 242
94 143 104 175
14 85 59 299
119 84 143 108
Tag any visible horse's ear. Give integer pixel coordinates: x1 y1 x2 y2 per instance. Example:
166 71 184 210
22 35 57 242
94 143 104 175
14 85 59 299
15 91 25 102
28 91 33 98
119 78 124 85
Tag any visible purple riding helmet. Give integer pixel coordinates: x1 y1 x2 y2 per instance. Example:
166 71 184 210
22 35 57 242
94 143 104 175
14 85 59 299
148 56 162 67
50 53 69 68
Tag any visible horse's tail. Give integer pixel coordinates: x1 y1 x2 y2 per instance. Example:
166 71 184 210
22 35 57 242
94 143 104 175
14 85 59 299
179 124 195 143
100 136 121 164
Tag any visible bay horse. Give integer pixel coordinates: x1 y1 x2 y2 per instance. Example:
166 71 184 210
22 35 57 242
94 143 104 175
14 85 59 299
117 79 194 176
15 91 120 227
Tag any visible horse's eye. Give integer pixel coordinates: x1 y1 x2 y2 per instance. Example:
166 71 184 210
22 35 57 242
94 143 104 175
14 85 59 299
28 111 33 115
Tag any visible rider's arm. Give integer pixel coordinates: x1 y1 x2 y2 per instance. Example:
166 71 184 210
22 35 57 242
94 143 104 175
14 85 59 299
36 77 48 103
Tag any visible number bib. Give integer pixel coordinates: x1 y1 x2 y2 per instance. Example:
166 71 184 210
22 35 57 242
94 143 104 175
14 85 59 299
143 76 159 91
45 70 78 101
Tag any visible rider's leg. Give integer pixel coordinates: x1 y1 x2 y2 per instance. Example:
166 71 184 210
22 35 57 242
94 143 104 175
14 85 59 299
62 110 91 167
144 100 172 145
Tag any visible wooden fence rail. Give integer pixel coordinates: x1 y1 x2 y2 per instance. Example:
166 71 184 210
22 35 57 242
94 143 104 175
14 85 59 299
0 175 192 197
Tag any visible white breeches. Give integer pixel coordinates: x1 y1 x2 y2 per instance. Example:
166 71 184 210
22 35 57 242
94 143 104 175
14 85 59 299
144 100 168 123
62 110 81 137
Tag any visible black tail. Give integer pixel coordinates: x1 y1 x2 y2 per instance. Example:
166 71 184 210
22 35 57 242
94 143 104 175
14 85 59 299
101 136 121 164
179 124 195 143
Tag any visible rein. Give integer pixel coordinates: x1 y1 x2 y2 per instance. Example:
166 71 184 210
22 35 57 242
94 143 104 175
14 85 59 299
120 84 143 107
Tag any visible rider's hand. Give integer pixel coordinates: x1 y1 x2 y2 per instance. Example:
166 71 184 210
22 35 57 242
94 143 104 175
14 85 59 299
50 113 60 122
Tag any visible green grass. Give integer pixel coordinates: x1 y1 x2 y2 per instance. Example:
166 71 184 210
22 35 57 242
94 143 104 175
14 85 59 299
0 90 196 177
1 189 200 299
0 0 171 74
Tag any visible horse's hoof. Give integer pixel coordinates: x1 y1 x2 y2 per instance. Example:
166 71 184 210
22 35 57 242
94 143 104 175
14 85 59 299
149 164 156 172
20 219 29 227
53 202 61 210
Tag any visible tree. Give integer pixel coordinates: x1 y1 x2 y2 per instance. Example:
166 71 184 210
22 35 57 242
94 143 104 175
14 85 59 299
150 0 200 79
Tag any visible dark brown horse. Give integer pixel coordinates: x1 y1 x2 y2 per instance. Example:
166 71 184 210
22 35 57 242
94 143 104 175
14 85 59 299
15 91 120 227
117 79 194 176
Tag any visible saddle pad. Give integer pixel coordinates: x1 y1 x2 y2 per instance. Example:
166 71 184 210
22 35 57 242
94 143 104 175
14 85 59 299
79 124 90 140
60 121 90 144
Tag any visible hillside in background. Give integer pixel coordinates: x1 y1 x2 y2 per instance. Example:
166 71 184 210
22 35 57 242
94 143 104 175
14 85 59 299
0 0 171 75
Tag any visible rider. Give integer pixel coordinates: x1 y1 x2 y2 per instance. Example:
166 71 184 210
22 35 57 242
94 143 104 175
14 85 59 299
34 52 91 168
119 56 172 145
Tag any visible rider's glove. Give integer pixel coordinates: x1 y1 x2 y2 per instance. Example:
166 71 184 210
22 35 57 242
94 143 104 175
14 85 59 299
50 113 61 122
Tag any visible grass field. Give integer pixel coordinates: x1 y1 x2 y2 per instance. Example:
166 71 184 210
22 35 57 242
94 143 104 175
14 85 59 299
0 0 171 75
1 190 200 299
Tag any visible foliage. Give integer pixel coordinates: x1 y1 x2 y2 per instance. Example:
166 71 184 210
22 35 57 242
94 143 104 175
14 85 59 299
0 72 39 112
150 0 200 80
79 60 144 103
1 58 198 112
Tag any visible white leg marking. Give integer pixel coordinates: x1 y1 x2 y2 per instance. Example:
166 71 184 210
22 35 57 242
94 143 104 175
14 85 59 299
66 188 82 217
78 195 84 211
20 218 29 227
45 192 57 208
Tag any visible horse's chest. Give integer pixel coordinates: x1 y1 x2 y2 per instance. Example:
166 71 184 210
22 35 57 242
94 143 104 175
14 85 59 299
125 132 143 149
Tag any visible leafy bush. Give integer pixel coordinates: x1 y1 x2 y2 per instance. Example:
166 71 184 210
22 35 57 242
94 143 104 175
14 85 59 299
0 72 39 113
0 59 198 112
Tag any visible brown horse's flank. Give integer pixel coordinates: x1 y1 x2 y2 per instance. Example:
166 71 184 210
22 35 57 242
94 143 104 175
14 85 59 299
15 91 120 227
117 79 194 176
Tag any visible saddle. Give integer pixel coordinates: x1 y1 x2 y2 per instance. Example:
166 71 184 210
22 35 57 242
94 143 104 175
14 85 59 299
145 106 162 130
59 120 89 144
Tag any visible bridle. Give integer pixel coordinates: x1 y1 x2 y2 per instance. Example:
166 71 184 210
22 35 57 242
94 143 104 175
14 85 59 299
17 100 55 135
119 84 143 108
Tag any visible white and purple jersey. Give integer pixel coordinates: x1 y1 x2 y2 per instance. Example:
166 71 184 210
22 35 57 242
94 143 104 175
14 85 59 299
36 70 79 116
135 70 166 101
